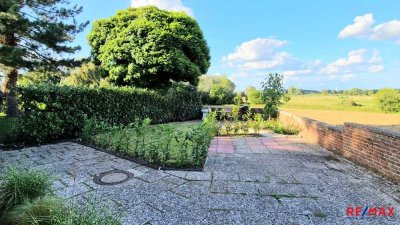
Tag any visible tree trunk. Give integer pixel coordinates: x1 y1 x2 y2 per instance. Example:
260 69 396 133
4 68 18 117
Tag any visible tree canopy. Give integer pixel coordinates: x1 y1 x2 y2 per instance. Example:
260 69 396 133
88 6 210 88
198 75 235 104
0 0 88 70
0 0 88 116
60 62 111 88
245 86 263 104
375 88 400 113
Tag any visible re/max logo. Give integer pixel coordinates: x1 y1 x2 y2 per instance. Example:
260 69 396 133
346 206 395 217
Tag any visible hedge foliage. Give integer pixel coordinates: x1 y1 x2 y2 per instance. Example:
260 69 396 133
17 84 202 143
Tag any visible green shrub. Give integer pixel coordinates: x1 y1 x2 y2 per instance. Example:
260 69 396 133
83 118 216 168
375 88 400 113
17 84 202 144
202 111 220 136
0 167 53 214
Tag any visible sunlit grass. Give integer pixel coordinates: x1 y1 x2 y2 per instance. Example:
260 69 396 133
281 94 382 113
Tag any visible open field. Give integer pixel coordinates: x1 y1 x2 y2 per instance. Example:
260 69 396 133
278 95 400 131
281 94 383 113
282 108 400 127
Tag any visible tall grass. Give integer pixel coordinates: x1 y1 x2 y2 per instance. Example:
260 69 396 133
0 167 122 225
0 167 53 213
7 196 66 225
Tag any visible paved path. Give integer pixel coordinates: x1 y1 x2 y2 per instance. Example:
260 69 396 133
0 134 399 224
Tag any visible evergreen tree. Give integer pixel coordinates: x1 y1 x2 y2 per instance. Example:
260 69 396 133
0 0 88 116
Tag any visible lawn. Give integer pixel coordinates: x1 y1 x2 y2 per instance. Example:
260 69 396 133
279 95 400 131
281 94 383 113
84 120 212 169
278 94 400 131
282 108 400 127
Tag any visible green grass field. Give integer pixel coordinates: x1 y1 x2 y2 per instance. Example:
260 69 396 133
281 94 382 112
279 94 400 130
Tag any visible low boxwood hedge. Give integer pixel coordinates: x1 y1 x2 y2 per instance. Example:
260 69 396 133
16 84 202 143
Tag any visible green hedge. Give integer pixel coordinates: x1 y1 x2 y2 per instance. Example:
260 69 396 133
17 84 202 143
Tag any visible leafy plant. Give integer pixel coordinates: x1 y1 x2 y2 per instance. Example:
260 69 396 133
241 121 249 135
189 125 211 164
0 167 53 214
81 118 216 168
175 131 191 165
145 141 161 164
261 73 286 119
224 120 233 135
250 114 264 135
158 124 175 164
202 111 220 136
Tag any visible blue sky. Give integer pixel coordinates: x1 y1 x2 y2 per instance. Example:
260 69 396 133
71 0 400 91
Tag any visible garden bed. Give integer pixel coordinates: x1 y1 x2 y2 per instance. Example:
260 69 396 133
80 118 218 170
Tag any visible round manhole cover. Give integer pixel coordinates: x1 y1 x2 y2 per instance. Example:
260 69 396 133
94 170 134 185
100 172 128 184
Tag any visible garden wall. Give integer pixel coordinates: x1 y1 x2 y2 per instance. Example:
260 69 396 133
278 111 400 183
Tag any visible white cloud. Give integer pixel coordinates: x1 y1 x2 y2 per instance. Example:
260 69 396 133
338 14 374 39
223 38 384 84
223 38 288 62
321 49 383 75
371 20 400 41
222 37 301 70
131 0 193 16
338 13 400 42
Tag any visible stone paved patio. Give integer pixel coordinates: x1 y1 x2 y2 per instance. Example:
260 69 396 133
0 133 399 224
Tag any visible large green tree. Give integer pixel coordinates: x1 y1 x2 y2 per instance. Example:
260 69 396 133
0 0 88 116
88 6 210 88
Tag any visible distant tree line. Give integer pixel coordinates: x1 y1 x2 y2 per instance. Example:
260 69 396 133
286 87 381 96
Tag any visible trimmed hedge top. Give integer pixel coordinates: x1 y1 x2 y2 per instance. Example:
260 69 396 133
17 84 202 143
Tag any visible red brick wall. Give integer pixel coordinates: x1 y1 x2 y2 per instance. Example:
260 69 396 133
278 111 343 154
278 111 400 183
343 123 400 183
